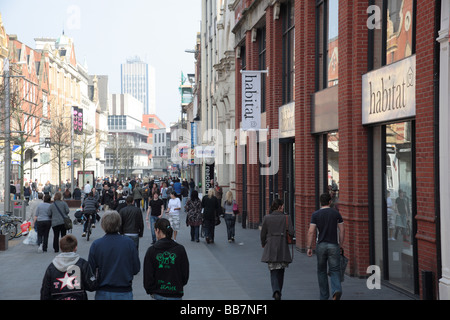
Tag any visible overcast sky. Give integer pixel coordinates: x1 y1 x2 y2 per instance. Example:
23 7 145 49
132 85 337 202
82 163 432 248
0 0 201 128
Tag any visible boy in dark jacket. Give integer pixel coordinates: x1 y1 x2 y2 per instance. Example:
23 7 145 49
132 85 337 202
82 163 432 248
40 235 97 300
143 218 189 300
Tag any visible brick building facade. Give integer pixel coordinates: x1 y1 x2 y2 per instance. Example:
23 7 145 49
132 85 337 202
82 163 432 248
231 0 441 299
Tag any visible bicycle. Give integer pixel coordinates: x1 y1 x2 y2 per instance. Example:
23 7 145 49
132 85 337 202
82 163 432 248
0 214 22 240
81 212 95 241
86 214 93 241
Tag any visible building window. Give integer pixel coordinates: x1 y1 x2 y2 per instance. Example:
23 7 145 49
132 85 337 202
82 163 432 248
258 27 267 113
316 0 339 91
282 0 295 104
369 0 416 70
385 121 415 292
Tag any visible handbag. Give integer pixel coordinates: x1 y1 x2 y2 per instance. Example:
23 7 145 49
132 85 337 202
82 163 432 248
54 202 72 231
232 201 239 214
285 215 295 245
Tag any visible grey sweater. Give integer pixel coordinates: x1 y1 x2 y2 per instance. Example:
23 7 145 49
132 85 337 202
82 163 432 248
48 200 70 227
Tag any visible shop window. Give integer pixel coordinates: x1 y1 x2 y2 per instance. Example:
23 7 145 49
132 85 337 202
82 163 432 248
316 132 339 209
282 0 295 104
369 0 416 70
385 121 414 292
315 0 339 91
258 27 267 113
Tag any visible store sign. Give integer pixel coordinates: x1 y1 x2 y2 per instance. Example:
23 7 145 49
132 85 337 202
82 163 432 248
241 70 262 130
362 55 416 125
279 102 295 138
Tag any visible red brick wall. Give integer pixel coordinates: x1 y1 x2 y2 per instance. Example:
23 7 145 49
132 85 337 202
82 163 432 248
294 0 319 249
415 0 438 298
338 0 370 276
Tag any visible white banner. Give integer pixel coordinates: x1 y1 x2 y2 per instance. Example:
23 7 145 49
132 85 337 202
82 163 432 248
241 70 263 130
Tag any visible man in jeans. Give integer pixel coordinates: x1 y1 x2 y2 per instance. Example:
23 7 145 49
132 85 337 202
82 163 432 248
307 193 345 300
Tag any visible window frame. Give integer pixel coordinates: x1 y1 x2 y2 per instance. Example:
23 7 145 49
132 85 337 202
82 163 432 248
368 0 417 71
258 27 267 113
282 0 295 105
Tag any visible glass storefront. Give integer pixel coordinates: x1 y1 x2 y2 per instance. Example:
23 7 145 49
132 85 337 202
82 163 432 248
373 121 416 293
385 121 414 292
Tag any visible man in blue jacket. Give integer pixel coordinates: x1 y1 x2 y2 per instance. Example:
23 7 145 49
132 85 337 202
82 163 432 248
88 211 140 300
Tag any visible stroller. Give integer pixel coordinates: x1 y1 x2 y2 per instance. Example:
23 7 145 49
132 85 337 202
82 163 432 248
73 208 84 225
73 208 101 225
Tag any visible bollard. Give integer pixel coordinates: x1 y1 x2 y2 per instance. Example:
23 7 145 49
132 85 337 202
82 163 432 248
0 234 8 251
422 270 434 300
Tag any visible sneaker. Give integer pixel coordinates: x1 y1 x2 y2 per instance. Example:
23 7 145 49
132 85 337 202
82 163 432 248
82 232 86 237
38 244 43 253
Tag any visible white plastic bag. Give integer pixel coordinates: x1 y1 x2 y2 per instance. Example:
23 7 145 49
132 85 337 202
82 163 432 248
23 229 38 245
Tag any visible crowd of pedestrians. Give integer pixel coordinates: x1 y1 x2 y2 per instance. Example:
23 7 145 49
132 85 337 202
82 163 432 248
32 175 216 300
25 174 346 301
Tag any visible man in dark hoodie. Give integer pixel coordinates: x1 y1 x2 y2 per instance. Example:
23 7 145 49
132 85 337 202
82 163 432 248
89 211 140 300
143 218 189 300
40 235 97 300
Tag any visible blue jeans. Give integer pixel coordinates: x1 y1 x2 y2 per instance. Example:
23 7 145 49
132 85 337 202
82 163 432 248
95 290 133 300
150 216 159 243
316 242 342 300
190 225 200 241
224 213 236 240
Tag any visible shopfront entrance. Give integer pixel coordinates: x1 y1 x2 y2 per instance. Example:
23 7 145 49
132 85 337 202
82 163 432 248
281 140 295 223
372 121 417 294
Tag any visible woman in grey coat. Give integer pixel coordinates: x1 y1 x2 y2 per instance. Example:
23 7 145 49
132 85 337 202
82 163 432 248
48 192 70 253
260 198 294 300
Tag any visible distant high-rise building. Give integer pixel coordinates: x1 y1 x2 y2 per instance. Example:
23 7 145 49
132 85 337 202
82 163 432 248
120 56 156 114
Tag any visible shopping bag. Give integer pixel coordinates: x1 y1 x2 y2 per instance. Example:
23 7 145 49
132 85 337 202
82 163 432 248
23 229 38 245
20 221 31 236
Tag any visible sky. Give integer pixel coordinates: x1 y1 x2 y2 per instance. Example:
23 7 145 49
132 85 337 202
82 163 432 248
0 0 201 128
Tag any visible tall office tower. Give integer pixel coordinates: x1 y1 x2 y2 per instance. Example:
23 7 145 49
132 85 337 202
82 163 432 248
121 56 156 115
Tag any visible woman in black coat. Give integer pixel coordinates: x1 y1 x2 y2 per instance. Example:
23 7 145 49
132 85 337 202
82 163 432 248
201 188 219 244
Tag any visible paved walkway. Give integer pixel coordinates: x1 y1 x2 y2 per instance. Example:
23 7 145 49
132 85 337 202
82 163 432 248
0 203 413 300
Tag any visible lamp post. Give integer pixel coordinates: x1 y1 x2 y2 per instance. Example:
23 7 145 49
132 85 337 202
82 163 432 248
3 58 11 214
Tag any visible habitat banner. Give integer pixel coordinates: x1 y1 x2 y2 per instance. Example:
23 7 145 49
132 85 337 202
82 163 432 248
241 70 263 130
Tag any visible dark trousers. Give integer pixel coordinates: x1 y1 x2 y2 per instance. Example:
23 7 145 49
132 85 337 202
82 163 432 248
270 268 285 297
52 224 67 253
134 199 141 209
203 219 215 242
190 225 200 241
36 220 51 252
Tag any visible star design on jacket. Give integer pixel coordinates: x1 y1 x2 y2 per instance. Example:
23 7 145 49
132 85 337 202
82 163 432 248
56 272 77 290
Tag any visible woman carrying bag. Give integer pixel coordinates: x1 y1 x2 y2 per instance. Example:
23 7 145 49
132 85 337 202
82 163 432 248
48 192 71 253
260 198 294 300
223 191 238 243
